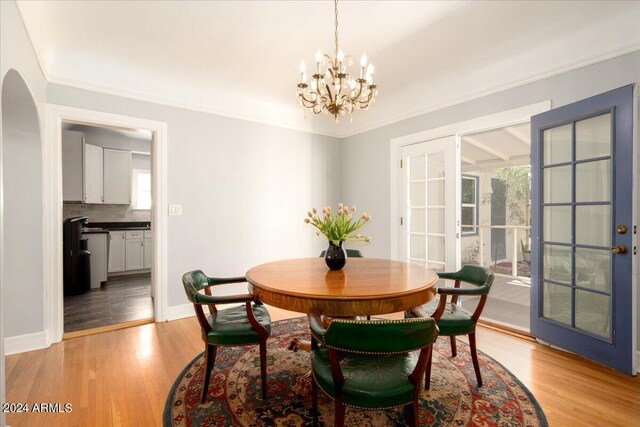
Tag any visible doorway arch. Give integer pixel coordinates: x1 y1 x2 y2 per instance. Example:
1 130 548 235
1 68 43 421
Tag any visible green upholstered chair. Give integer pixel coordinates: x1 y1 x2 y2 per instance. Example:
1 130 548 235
308 315 438 427
406 265 494 389
319 248 364 258
182 270 271 403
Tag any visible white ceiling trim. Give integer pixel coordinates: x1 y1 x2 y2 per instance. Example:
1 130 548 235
340 44 640 138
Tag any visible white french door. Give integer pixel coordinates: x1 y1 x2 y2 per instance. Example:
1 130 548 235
400 136 460 272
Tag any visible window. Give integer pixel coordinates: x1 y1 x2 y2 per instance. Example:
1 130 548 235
132 169 151 210
461 175 479 236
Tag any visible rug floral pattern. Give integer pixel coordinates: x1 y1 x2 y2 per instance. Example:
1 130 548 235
164 317 547 426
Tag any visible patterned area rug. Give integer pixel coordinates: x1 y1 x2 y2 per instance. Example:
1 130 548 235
164 317 548 426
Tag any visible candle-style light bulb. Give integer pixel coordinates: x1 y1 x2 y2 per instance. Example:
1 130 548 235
367 63 374 75
360 53 367 67
315 50 323 62
299 61 306 73
337 49 344 62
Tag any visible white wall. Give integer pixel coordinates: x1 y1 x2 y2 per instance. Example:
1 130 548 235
47 84 343 309
0 0 48 424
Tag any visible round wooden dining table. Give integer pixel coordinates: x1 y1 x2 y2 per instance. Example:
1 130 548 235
245 257 439 317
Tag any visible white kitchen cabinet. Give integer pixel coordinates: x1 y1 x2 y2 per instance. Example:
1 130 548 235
125 230 145 270
62 130 84 202
83 143 104 203
85 232 108 288
144 238 152 269
108 231 126 272
125 238 145 270
103 148 132 204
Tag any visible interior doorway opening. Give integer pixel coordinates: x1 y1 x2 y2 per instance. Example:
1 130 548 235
60 122 155 337
460 122 532 332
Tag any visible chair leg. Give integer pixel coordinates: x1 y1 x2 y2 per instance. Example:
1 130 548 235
424 345 433 390
201 344 216 404
311 376 318 427
335 398 346 427
449 336 457 357
259 338 268 399
469 332 482 387
404 400 419 427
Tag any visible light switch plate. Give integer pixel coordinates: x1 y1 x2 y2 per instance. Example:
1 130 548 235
169 204 182 216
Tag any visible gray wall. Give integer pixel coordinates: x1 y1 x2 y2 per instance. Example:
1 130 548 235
0 0 48 423
341 50 640 356
341 51 640 259
47 84 343 309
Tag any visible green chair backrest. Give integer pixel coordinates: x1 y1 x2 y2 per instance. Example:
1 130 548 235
319 249 364 258
182 270 210 304
440 265 494 295
324 317 438 354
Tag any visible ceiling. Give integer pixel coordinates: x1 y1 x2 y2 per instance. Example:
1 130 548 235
461 123 530 172
17 1 640 138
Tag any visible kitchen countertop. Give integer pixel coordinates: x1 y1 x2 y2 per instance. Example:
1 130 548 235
87 221 151 231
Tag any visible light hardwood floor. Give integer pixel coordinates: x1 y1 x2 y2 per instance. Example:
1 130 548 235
5 306 640 426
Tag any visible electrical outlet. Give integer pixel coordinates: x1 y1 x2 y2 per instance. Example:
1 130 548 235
169 204 182 216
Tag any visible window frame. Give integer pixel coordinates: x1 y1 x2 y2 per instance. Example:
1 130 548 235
461 174 479 236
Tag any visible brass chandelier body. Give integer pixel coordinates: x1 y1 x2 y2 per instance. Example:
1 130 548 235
297 0 378 121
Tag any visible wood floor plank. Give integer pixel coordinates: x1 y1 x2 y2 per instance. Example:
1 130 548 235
5 306 640 426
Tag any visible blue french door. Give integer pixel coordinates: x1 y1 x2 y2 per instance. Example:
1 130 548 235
530 84 636 375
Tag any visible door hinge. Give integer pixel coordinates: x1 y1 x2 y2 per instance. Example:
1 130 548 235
634 225 637 234
400 217 403 226
400 159 403 168
634 246 637 256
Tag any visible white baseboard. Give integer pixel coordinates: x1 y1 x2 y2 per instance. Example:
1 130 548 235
4 331 49 355
165 303 195 321
636 351 640 374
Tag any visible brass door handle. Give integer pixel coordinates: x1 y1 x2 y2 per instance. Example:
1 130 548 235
611 245 627 254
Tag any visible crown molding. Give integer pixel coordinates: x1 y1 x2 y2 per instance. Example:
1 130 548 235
46 75 344 138
340 44 640 139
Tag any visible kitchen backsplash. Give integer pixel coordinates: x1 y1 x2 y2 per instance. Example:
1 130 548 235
64 203 151 222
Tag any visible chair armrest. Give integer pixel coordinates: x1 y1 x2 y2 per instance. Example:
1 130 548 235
308 313 327 344
207 276 247 286
437 286 489 296
194 293 254 305
436 271 457 280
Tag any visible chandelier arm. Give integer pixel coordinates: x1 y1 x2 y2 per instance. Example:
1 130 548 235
299 93 319 107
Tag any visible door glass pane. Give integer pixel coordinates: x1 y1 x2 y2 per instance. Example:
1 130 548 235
427 207 444 234
427 236 445 263
543 244 572 283
543 166 572 203
543 282 572 325
575 247 610 293
543 123 572 165
410 234 426 260
576 113 611 160
409 209 426 233
576 160 610 202
543 206 571 243
427 180 445 206
461 177 476 204
575 290 610 338
461 206 475 233
410 182 425 206
409 155 425 180
575 205 610 247
427 262 445 272
427 153 445 179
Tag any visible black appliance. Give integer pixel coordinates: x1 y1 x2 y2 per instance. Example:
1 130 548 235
63 216 91 296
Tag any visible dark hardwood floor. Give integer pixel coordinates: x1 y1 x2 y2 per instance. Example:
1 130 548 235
63 274 153 332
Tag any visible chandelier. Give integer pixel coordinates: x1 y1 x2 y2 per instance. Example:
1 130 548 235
296 0 378 122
